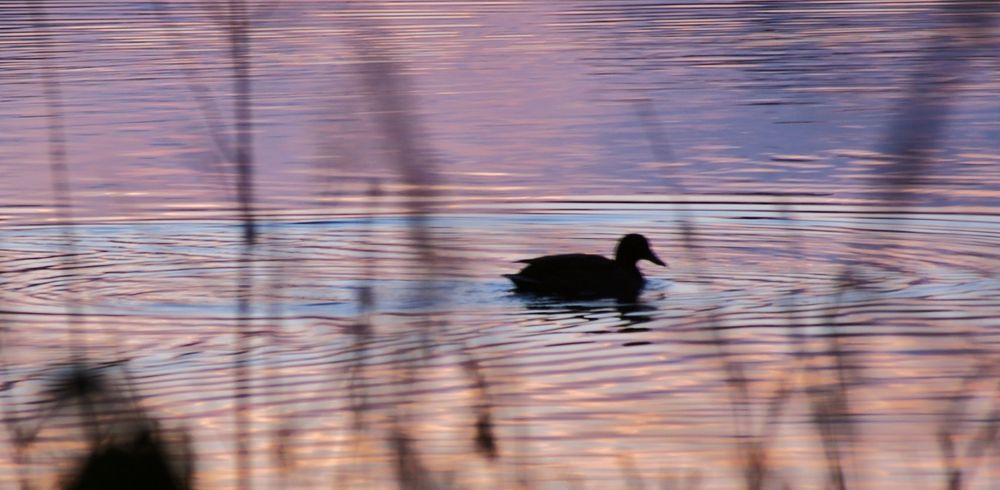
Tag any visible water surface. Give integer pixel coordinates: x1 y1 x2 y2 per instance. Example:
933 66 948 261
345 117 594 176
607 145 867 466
0 1 998 489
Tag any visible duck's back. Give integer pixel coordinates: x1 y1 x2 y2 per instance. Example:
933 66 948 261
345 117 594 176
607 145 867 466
504 253 641 298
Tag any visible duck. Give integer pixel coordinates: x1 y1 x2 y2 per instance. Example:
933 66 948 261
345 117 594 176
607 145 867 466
504 234 666 299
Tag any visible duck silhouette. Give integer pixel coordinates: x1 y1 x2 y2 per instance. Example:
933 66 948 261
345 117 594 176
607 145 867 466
504 234 666 300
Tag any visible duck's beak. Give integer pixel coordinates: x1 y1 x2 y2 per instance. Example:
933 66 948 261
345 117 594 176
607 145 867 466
646 250 666 267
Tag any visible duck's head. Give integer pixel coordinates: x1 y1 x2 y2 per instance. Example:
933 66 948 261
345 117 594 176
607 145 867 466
615 233 666 267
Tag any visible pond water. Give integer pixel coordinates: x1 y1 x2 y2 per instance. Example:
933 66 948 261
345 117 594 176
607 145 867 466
0 1 998 489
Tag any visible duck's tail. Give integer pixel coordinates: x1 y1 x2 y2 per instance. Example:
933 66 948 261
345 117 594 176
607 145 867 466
503 274 539 291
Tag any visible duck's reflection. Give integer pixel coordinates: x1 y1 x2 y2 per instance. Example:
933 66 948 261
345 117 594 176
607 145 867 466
614 301 657 328
514 293 659 333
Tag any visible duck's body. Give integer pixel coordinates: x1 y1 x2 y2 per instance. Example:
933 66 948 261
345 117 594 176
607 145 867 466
504 234 665 300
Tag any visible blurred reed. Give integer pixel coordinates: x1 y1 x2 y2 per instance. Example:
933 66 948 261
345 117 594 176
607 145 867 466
221 1 256 488
30 1 85 359
344 4 502 487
